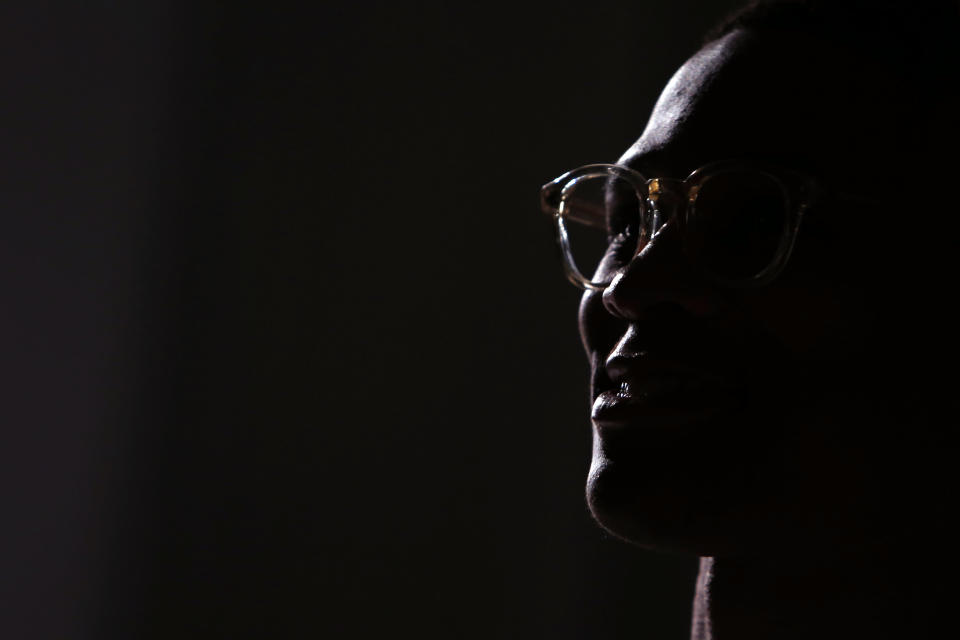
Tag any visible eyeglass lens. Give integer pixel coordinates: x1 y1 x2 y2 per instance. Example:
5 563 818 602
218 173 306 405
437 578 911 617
686 170 789 281
559 173 645 285
560 169 790 286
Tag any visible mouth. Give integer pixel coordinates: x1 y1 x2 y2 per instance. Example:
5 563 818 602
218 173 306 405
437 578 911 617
591 370 744 430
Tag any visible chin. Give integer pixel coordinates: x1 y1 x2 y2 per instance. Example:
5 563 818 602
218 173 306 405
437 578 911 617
587 457 713 555
585 426 773 556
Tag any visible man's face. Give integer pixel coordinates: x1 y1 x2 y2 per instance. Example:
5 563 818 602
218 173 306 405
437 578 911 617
579 29 900 555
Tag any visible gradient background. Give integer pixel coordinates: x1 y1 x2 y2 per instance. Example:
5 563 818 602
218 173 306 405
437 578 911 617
2 1 746 638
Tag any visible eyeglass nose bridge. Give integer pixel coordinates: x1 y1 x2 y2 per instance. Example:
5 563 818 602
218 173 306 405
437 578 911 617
642 177 687 240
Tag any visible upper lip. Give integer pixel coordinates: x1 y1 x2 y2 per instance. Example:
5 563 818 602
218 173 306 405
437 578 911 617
596 316 741 388
604 354 725 387
591 353 744 428
589 321 754 424
596 354 738 409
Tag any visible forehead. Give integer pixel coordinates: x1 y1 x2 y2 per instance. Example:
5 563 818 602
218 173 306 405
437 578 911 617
620 28 892 178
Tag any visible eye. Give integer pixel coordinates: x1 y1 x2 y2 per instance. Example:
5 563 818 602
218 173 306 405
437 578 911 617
604 179 642 241
602 227 639 269
558 171 644 285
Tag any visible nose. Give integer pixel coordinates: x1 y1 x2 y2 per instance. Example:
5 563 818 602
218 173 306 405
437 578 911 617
601 221 720 319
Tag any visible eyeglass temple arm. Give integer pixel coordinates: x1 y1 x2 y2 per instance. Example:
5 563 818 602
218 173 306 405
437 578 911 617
540 185 607 229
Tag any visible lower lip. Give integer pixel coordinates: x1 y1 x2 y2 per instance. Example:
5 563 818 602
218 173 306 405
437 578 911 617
591 380 741 430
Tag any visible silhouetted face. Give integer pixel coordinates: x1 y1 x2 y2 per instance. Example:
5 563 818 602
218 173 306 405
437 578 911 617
580 28 924 555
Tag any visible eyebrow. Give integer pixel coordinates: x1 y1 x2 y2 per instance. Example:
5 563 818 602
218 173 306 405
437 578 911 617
627 147 822 180
620 151 699 180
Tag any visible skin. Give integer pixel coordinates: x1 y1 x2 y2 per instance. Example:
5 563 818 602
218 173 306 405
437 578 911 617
578 27 958 640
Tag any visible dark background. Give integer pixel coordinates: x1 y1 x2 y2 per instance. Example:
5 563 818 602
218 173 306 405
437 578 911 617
2 1 744 638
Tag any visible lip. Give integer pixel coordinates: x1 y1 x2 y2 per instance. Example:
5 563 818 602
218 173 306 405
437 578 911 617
591 371 743 430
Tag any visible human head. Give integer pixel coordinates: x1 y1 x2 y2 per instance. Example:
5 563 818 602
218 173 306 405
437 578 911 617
576 0 960 556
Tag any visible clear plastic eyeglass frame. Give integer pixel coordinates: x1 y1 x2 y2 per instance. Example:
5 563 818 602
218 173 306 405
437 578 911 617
539 160 821 291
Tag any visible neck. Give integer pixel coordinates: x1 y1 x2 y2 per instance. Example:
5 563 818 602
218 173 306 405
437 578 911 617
691 549 953 640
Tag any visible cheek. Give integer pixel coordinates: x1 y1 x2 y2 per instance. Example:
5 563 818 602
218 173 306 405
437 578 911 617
735 278 879 359
577 292 599 390
756 218 885 357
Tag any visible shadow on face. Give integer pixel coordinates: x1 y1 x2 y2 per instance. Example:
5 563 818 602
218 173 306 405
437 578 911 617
580 27 960 556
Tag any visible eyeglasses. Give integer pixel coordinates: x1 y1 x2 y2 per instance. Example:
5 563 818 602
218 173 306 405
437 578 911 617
539 160 821 291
